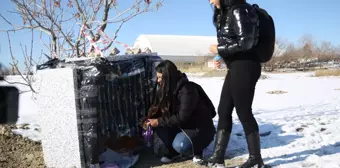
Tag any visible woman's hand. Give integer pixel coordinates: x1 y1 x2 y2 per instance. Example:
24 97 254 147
209 44 218 55
214 59 221 68
146 119 159 127
210 54 223 69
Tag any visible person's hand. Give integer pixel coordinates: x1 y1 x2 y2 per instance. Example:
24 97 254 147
213 55 223 69
214 59 221 68
146 119 159 127
209 44 218 55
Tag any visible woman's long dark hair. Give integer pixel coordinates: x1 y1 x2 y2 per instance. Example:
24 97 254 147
213 6 220 27
152 60 181 116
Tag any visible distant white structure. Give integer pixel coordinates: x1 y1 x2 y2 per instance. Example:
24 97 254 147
132 34 285 66
132 34 218 63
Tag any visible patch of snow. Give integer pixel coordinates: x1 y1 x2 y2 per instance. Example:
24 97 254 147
184 72 206 77
188 72 340 168
12 124 41 142
0 76 40 141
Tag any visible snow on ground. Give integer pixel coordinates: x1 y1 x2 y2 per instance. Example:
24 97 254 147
2 71 340 167
0 76 41 141
190 72 340 168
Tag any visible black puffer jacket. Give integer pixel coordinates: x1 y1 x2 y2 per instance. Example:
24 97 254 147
157 73 216 154
158 73 215 130
215 1 259 63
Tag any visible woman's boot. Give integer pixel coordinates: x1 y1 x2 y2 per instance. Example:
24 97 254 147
240 131 264 168
204 129 230 168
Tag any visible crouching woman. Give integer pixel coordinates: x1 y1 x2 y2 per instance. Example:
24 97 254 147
145 60 216 164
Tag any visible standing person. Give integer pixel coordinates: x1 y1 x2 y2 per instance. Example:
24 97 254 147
205 0 275 168
145 60 216 165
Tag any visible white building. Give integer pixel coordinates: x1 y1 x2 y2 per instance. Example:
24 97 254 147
132 34 285 68
132 34 218 63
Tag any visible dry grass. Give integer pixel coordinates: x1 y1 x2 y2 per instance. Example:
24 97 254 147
135 148 246 168
314 69 340 77
266 90 288 94
175 62 272 79
176 62 211 73
153 160 205 168
181 67 270 79
175 62 227 77
201 69 228 77
152 157 245 168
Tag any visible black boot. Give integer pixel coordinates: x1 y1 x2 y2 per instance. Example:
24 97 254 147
240 131 264 168
203 129 230 168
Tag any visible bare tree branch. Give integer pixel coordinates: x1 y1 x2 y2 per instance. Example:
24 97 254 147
0 13 14 27
1 0 163 91
6 31 36 93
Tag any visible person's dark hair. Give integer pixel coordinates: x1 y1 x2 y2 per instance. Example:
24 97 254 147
153 60 181 116
212 6 220 27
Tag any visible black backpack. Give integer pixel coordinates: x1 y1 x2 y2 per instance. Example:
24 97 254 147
252 4 276 63
186 82 217 119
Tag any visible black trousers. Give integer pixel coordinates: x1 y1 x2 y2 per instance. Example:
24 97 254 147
154 127 182 153
217 60 261 135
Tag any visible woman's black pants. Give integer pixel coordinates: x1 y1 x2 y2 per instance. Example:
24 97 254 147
217 60 261 136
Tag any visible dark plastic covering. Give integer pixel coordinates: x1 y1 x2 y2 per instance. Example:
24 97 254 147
37 54 162 167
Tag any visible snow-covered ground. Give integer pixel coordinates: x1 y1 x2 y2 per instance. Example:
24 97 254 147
2 71 340 168
0 76 41 141
193 72 340 168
